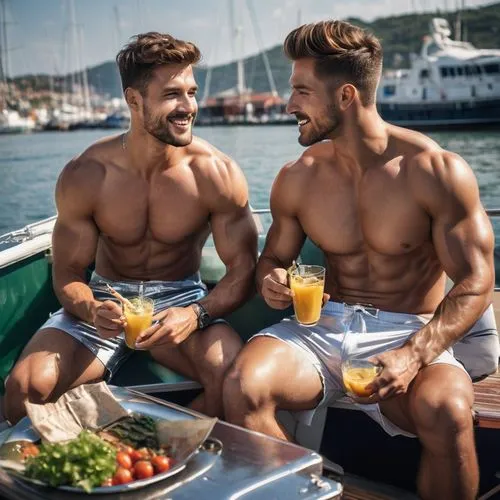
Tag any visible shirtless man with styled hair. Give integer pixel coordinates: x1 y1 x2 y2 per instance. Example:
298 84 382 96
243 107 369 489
5 32 257 424
223 20 499 500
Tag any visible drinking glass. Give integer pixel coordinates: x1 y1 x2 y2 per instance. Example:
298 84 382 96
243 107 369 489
289 264 325 326
123 296 154 349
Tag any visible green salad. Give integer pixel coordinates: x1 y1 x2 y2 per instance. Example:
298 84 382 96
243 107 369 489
24 431 116 493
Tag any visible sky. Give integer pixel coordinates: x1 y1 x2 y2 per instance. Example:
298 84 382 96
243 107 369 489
2 0 497 77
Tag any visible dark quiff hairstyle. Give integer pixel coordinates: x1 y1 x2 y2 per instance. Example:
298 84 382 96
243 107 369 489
116 32 201 94
284 20 382 105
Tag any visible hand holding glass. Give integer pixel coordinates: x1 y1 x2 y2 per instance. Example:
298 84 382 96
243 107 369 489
289 265 325 326
341 358 382 397
123 297 154 349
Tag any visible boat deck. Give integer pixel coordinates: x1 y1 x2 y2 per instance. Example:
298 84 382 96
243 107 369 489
474 368 500 428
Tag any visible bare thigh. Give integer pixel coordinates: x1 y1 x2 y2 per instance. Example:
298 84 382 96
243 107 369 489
379 364 474 435
230 336 323 411
150 323 243 382
7 328 106 401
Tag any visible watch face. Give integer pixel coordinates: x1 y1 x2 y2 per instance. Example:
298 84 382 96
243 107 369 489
199 310 211 329
195 303 211 329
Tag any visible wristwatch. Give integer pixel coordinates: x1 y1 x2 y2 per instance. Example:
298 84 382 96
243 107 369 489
191 302 211 330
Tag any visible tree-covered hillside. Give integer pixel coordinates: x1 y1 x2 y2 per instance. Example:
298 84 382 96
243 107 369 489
12 2 500 99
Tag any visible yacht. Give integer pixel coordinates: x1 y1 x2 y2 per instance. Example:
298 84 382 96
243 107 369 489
378 17 500 128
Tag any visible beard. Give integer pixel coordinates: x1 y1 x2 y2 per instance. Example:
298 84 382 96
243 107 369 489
298 101 341 147
143 103 196 147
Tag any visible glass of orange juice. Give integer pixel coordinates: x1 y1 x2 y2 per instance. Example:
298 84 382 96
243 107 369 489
289 265 326 326
123 297 154 349
341 358 381 397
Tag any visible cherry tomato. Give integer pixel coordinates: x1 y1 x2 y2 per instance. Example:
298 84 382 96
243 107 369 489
112 467 133 485
21 444 40 458
121 445 134 455
134 460 154 479
116 451 132 469
130 449 146 463
101 477 113 487
152 455 173 473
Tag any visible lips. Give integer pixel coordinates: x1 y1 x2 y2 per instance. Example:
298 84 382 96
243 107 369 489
168 115 193 129
295 114 310 128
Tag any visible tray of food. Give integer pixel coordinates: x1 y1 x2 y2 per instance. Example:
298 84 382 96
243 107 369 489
0 384 217 494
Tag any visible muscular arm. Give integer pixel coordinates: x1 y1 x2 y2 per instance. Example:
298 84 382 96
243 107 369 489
406 152 495 367
256 163 307 295
198 158 258 318
51 159 102 323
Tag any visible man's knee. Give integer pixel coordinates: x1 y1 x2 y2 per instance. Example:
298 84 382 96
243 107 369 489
410 385 473 441
5 357 59 408
223 359 273 413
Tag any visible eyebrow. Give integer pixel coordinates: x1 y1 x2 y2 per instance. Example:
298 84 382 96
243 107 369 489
162 85 199 92
290 83 311 91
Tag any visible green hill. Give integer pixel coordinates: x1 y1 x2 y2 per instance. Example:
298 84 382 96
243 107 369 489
13 2 500 99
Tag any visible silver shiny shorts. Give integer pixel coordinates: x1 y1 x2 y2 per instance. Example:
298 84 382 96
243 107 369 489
41 272 220 379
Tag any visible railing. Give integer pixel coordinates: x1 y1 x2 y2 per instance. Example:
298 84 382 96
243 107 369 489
2 207 500 246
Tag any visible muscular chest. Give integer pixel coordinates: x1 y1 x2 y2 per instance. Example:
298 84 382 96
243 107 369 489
94 170 208 246
300 166 430 256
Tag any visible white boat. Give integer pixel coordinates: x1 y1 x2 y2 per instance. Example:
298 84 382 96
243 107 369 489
377 17 500 128
0 109 35 135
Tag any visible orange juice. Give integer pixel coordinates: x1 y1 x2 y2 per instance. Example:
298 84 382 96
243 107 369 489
123 297 154 348
290 277 324 326
342 366 379 397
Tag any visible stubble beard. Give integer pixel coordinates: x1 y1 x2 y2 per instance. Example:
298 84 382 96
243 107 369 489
143 104 194 147
299 101 340 147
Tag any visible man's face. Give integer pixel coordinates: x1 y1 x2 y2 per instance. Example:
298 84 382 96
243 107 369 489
141 64 198 147
286 58 342 147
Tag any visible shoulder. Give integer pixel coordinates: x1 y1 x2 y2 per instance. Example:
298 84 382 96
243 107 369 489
187 136 248 208
57 133 123 192
55 141 117 213
406 148 479 213
271 141 334 208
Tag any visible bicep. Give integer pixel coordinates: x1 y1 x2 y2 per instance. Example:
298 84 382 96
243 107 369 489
417 154 494 288
432 206 494 287
210 204 258 268
260 213 306 268
52 164 100 279
52 216 99 279
260 166 306 267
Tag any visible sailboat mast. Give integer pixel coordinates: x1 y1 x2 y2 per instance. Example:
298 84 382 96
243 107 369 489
246 0 277 96
0 0 9 102
78 26 91 117
230 0 245 96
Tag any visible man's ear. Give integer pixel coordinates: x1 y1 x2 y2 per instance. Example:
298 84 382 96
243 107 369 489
339 84 356 111
124 87 141 112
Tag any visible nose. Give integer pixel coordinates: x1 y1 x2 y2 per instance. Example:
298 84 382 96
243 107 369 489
179 94 197 115
286 95 297 115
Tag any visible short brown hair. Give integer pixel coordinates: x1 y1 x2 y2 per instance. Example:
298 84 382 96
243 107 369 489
284 20 382 105
116 32 201 94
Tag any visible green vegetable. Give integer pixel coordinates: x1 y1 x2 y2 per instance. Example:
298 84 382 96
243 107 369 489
107 414 159 449
24 431 116 493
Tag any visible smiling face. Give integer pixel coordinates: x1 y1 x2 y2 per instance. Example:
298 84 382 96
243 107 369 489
286 58 343 147
140 64 198 146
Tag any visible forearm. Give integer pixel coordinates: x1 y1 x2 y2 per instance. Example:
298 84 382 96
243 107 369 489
53 270 100 324
198 255 256 318
405 280 492 367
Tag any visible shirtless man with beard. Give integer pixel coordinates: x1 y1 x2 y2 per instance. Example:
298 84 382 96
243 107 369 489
5 32 257 424
223 21 498 500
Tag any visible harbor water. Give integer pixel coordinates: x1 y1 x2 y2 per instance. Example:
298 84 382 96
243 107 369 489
1 127 500 239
